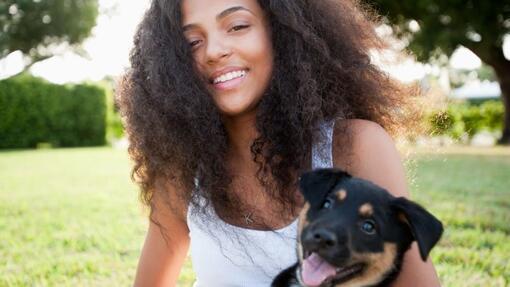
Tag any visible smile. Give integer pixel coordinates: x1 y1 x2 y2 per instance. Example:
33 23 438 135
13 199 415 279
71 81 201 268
212 70 247 84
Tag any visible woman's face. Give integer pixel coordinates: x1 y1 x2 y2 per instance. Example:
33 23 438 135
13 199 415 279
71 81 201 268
181 0 274 118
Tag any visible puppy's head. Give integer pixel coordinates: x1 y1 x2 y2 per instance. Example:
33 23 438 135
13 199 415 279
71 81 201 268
296 168 443 287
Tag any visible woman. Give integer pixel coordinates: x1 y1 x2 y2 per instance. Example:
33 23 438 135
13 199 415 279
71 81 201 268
119 0 441 286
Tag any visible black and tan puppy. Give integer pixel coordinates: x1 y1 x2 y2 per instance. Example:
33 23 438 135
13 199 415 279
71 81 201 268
272 168 443 287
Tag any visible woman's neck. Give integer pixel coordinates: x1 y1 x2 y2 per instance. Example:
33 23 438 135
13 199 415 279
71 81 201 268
222 112 259 165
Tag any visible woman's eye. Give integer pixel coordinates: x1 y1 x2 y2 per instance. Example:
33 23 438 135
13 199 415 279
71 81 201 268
189 40 201 47
361 220 376 235
229 24 250 32
321 198 333 209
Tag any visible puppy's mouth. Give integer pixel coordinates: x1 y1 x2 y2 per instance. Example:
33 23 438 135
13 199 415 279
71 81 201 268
300 252 364 287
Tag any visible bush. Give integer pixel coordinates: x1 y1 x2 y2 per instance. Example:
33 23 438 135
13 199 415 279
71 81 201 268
96 80 125 142
428 110 455 135
461 105 485 137
427 100 504 139
0 75 107 149
479 100 504 131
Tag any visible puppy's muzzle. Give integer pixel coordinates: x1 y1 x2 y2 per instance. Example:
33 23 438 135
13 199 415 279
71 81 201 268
302 226 350 263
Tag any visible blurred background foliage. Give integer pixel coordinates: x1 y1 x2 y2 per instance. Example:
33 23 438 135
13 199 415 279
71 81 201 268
0 74 108 148
0 0 99 73
372 0 510 144
427 100 504 139
0 0 124 150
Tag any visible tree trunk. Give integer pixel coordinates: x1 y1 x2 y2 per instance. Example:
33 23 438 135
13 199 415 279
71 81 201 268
466 45 510 145
490 59 510 145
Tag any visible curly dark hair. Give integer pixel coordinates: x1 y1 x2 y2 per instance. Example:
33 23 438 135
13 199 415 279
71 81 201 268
118 0 415 229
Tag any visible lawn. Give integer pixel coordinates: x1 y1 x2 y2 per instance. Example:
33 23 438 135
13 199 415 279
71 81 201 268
0 147 508 286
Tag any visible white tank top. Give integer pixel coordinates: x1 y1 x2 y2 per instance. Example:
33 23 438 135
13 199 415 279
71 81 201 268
187 120 335 287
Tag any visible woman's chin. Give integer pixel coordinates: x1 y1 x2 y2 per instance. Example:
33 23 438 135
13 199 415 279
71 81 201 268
214 100 259 119
218 107 256 119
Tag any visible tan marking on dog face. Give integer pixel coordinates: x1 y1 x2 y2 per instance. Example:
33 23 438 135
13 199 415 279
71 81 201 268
359 203 374 217
297 202 310 263
335 243 398 287
336 189 347 201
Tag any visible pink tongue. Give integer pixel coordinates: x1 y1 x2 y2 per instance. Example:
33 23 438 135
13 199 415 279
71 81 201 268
301 253 337 287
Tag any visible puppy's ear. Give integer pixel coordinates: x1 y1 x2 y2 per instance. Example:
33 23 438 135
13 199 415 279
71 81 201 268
391 197 444 261
299 168 351 207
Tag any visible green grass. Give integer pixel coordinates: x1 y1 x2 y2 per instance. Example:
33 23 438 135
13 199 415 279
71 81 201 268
0 148 193 286
408 151 510 286
0 147 509 286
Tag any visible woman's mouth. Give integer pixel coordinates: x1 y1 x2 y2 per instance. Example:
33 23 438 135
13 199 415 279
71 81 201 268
210 69 248 91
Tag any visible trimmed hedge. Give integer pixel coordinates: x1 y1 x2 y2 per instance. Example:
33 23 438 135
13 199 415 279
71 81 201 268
102 82 124 141
0 75 107 149
427 100 504 138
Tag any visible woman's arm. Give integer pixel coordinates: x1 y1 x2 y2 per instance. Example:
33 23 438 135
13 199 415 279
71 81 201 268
133 180 190 287
332 119 441 287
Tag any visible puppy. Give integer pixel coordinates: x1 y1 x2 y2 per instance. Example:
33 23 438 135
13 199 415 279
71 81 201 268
272 168 443 287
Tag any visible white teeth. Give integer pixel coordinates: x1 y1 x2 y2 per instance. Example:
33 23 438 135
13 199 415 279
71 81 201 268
213 70 246 84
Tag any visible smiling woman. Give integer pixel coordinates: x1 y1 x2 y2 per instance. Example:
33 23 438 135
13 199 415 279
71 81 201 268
181 0 273 117
118 0 440 286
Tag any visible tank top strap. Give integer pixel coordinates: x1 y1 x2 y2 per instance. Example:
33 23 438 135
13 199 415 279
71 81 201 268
311 119 335 169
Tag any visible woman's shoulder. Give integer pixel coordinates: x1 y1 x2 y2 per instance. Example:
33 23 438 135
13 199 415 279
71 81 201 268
332 119 394 159
334 119 389 141
331 119 409 197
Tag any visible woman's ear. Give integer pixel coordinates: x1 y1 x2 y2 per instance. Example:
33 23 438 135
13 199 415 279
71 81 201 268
299 168 351 207
391 197 444 261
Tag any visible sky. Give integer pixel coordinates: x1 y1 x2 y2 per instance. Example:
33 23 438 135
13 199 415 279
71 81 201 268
0 0 505 84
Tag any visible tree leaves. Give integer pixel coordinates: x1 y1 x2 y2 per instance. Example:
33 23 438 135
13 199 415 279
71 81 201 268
0 0 99 67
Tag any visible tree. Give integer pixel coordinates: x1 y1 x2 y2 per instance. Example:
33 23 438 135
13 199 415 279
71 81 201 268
0 0 99 73
371 1 510 144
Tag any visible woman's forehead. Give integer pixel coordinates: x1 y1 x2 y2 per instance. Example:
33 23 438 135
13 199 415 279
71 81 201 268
181 0 264 25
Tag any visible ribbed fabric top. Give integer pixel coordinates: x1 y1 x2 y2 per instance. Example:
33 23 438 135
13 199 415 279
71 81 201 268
187 120 334 287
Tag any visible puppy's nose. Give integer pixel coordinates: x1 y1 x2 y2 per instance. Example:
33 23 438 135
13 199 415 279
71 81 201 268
304 228 338 250
314 229 337 247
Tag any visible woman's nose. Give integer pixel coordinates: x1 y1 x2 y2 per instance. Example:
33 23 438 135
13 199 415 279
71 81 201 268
205 36 232 64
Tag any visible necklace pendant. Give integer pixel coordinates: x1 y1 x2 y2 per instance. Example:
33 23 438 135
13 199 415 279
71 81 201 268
244 212 254 225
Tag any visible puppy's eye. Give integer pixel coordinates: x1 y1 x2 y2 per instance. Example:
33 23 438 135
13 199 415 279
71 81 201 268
321 198 334 209
361 220 376 235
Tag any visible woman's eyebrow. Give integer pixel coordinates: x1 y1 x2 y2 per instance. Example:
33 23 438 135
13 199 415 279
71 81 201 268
217 6 254 20
183 6 254 32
